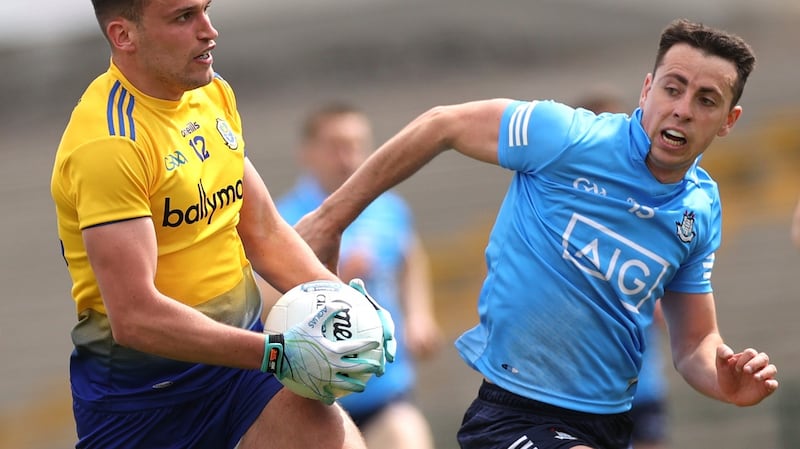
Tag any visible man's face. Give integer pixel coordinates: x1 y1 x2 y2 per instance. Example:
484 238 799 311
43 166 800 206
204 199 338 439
639 43 742 183
124 0 218 99
302 113 373 194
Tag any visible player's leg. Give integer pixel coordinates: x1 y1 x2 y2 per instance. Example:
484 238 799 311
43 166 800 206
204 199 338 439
359 400 435 449
239 387 367 449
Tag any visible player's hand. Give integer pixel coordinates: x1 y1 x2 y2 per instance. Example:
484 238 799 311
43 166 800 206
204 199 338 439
294 209 342 273
716 344 779 406
348 278 396 375
262 304 382 405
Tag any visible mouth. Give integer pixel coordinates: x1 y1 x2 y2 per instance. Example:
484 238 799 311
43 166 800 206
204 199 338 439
194 44 215 62
195 51 212 61
661 129 687 147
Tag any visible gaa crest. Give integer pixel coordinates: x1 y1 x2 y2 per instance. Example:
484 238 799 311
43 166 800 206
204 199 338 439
216 118 238 150
676 210 696 243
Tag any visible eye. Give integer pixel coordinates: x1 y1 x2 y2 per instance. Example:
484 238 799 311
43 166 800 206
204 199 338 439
663 86 679 96
699 97 717 107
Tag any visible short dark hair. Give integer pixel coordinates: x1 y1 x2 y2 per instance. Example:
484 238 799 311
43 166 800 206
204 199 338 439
654 18 756 107
301 102 365 140
91 0 146 35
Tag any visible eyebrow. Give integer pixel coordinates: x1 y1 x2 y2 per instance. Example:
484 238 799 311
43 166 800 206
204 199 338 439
663 73 723 97
166 0 209 17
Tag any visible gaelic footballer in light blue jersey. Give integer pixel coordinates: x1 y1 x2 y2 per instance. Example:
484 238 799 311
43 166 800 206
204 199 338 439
456 100 719 414
297 19 777 449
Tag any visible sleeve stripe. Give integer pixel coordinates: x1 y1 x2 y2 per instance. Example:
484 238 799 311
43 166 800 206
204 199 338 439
507 101 536 147
106 81 121 136
106 80 137 141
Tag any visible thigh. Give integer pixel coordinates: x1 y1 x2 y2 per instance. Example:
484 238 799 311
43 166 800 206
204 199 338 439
238 388 367 449
360 401 435 449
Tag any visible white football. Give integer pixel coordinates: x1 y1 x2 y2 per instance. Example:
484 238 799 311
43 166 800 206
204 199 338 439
264 280 384 399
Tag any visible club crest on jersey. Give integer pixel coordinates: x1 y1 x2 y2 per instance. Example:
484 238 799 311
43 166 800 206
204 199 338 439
676 210 696 243
216 118 238 150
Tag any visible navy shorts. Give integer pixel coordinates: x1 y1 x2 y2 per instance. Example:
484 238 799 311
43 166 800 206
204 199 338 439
457 381 632 449
629 399 667 444
73 368 282 449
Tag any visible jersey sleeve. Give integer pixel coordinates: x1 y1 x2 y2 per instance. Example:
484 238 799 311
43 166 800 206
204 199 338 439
62 137 154 229
667 186 723 293
497 100 579 173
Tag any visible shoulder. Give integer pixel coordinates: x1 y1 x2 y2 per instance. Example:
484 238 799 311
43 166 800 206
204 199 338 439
688 165 721 205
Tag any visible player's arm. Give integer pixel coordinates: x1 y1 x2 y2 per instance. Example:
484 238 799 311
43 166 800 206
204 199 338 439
83 217 266 370
237 157 338 293
295 98 513 267
661 289 778 406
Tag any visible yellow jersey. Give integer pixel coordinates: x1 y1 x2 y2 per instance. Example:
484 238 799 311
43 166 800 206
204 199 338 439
52 62 250 316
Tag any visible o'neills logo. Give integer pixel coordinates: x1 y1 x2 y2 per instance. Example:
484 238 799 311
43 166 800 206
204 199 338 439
327 308 354 341
162 178 243 227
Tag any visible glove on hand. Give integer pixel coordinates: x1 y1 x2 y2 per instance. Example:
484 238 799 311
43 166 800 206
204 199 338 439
348 278 397 375
262 303 382 405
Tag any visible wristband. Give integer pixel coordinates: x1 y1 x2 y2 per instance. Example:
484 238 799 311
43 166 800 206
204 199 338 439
261 334 285 373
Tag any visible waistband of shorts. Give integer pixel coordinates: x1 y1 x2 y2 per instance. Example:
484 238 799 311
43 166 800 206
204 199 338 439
478 380 626 420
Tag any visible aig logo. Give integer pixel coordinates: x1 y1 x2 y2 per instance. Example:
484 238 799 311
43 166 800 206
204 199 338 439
165 150 188 171
562 213 670 313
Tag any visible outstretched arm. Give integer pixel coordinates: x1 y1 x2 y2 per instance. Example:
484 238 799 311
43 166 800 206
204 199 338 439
295 98 513 268
661 290 778 406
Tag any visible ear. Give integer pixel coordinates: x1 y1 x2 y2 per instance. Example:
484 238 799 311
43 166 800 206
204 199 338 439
106 18 137 53
717 105 742 137
638 73 654 109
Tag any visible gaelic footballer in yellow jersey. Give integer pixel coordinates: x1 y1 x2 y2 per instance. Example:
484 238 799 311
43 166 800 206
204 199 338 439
53 61 250 314
52 62 262 399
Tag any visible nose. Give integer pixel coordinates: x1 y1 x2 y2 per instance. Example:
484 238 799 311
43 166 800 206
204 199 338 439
198 12 219 40
672 95 693 121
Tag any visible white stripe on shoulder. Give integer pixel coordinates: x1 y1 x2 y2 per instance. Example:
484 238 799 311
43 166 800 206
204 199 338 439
507 101 537 148
702 253 715 280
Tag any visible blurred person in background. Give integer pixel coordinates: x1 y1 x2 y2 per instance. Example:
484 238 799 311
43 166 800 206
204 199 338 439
50 1 393 448
295 19 779 449
792 196 800 249
259 102 443 449
574 91 670 449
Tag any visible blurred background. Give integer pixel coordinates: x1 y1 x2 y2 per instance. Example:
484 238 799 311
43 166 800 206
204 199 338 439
1 1 798 448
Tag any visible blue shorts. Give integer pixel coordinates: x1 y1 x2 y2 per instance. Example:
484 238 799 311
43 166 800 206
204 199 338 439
629 399 667 444
73 368 282 449
457 381 632 449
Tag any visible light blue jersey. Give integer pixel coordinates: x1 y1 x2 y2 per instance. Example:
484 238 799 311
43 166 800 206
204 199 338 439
455 100 720 414
633 325 667 405
277 176 416 415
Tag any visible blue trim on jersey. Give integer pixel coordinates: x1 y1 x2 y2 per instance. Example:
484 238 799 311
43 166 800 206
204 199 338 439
105 80 136 140
456 100 721 414
126 94 136 141
106 81 121 136
117 89 129 138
